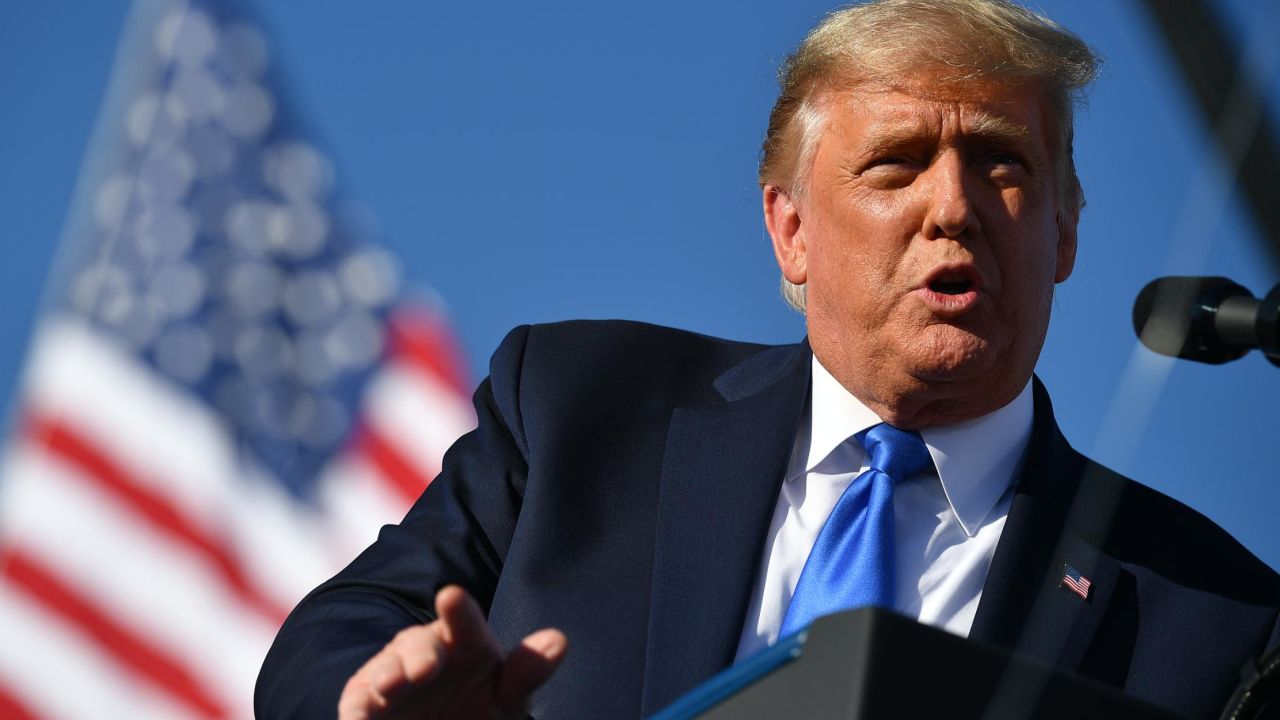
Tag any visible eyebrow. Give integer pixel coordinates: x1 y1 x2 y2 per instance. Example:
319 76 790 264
967 113 1033 143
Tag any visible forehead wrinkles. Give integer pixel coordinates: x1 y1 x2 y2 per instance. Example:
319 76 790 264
838 87 1037 148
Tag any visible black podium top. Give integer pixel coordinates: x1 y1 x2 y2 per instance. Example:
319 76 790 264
651 608 1190 720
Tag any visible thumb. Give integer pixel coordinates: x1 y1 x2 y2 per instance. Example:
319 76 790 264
493 628 568 716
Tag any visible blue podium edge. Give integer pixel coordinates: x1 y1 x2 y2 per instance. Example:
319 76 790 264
647 629 809 720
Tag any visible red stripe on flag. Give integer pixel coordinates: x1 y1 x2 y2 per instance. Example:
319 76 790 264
352 424 437 504
23 413 289 625
387 308 470 397
1 548 228 720
0 682 42 720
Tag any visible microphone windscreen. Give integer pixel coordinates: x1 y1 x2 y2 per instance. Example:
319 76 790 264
1132 276 1250 363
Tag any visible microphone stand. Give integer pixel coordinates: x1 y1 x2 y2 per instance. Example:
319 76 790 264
1259 283 1279 367
1219 282 1280 367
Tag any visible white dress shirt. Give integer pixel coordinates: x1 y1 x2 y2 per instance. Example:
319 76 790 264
734 357 1034 660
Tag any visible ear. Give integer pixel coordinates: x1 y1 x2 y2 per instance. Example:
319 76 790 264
1054 207 1078 283
763 184 807 286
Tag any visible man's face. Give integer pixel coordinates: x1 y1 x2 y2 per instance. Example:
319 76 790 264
765 71 1077 427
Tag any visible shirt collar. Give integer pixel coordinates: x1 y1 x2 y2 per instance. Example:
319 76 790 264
791 355 1034 537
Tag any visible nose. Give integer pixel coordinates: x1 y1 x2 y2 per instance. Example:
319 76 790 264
921 152 980 241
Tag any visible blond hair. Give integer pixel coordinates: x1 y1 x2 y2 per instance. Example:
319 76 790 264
762 0 1100 311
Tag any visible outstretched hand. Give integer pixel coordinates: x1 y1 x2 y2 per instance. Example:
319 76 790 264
338 586 568 720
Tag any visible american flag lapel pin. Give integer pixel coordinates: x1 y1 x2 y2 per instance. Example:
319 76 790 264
1060 563 1093 600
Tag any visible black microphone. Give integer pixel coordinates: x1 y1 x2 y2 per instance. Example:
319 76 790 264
1132 276 1280 366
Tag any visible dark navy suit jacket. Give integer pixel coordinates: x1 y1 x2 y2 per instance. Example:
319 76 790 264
256 321 1280 719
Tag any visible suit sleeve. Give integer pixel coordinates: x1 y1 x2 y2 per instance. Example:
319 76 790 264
254 325 534 719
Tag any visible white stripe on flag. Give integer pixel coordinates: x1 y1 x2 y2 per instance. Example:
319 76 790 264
0 581 202 720
362 360 476 481
23 318 240 531
0 447 274 716
20 318 351 605
317 454 418 561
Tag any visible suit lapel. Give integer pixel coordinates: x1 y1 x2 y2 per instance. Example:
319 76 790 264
640 342 811 717
969 379 1119 675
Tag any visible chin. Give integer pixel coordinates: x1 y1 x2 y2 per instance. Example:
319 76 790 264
906 327 999 383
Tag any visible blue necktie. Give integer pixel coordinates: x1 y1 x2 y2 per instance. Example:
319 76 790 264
779 423 933 637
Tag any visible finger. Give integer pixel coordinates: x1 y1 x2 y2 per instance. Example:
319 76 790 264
337 681 380 720
339 650 402 720
493 628 568 716
422 586 504 707
434 585 499 657
381 623 448 688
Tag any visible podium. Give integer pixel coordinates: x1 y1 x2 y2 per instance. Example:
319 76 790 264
650 608 1190 720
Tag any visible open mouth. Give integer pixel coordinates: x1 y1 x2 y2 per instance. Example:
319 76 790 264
925 265 981 295
918 265 983 315
928 277 974 296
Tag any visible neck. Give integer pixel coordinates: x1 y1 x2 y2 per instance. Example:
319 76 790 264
832 370 1028 430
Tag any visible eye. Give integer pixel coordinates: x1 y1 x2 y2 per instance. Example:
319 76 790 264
985 152 1023 167
858 156 920 188
981 151 1030 183
861 156 913 172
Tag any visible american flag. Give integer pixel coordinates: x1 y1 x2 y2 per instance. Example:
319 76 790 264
1060 564 1093 601
0 2 476 718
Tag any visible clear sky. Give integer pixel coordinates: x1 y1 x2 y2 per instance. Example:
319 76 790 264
1 0 1278 570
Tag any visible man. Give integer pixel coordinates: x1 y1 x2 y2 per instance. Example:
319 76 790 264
257 1 1280 718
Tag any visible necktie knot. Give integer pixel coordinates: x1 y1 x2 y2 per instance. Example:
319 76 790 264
856 423 932 483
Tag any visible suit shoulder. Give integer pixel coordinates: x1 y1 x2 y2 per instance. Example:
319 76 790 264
485 319 798 412
516 320 777 376
1082 459 1280 602
524 319 772 357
